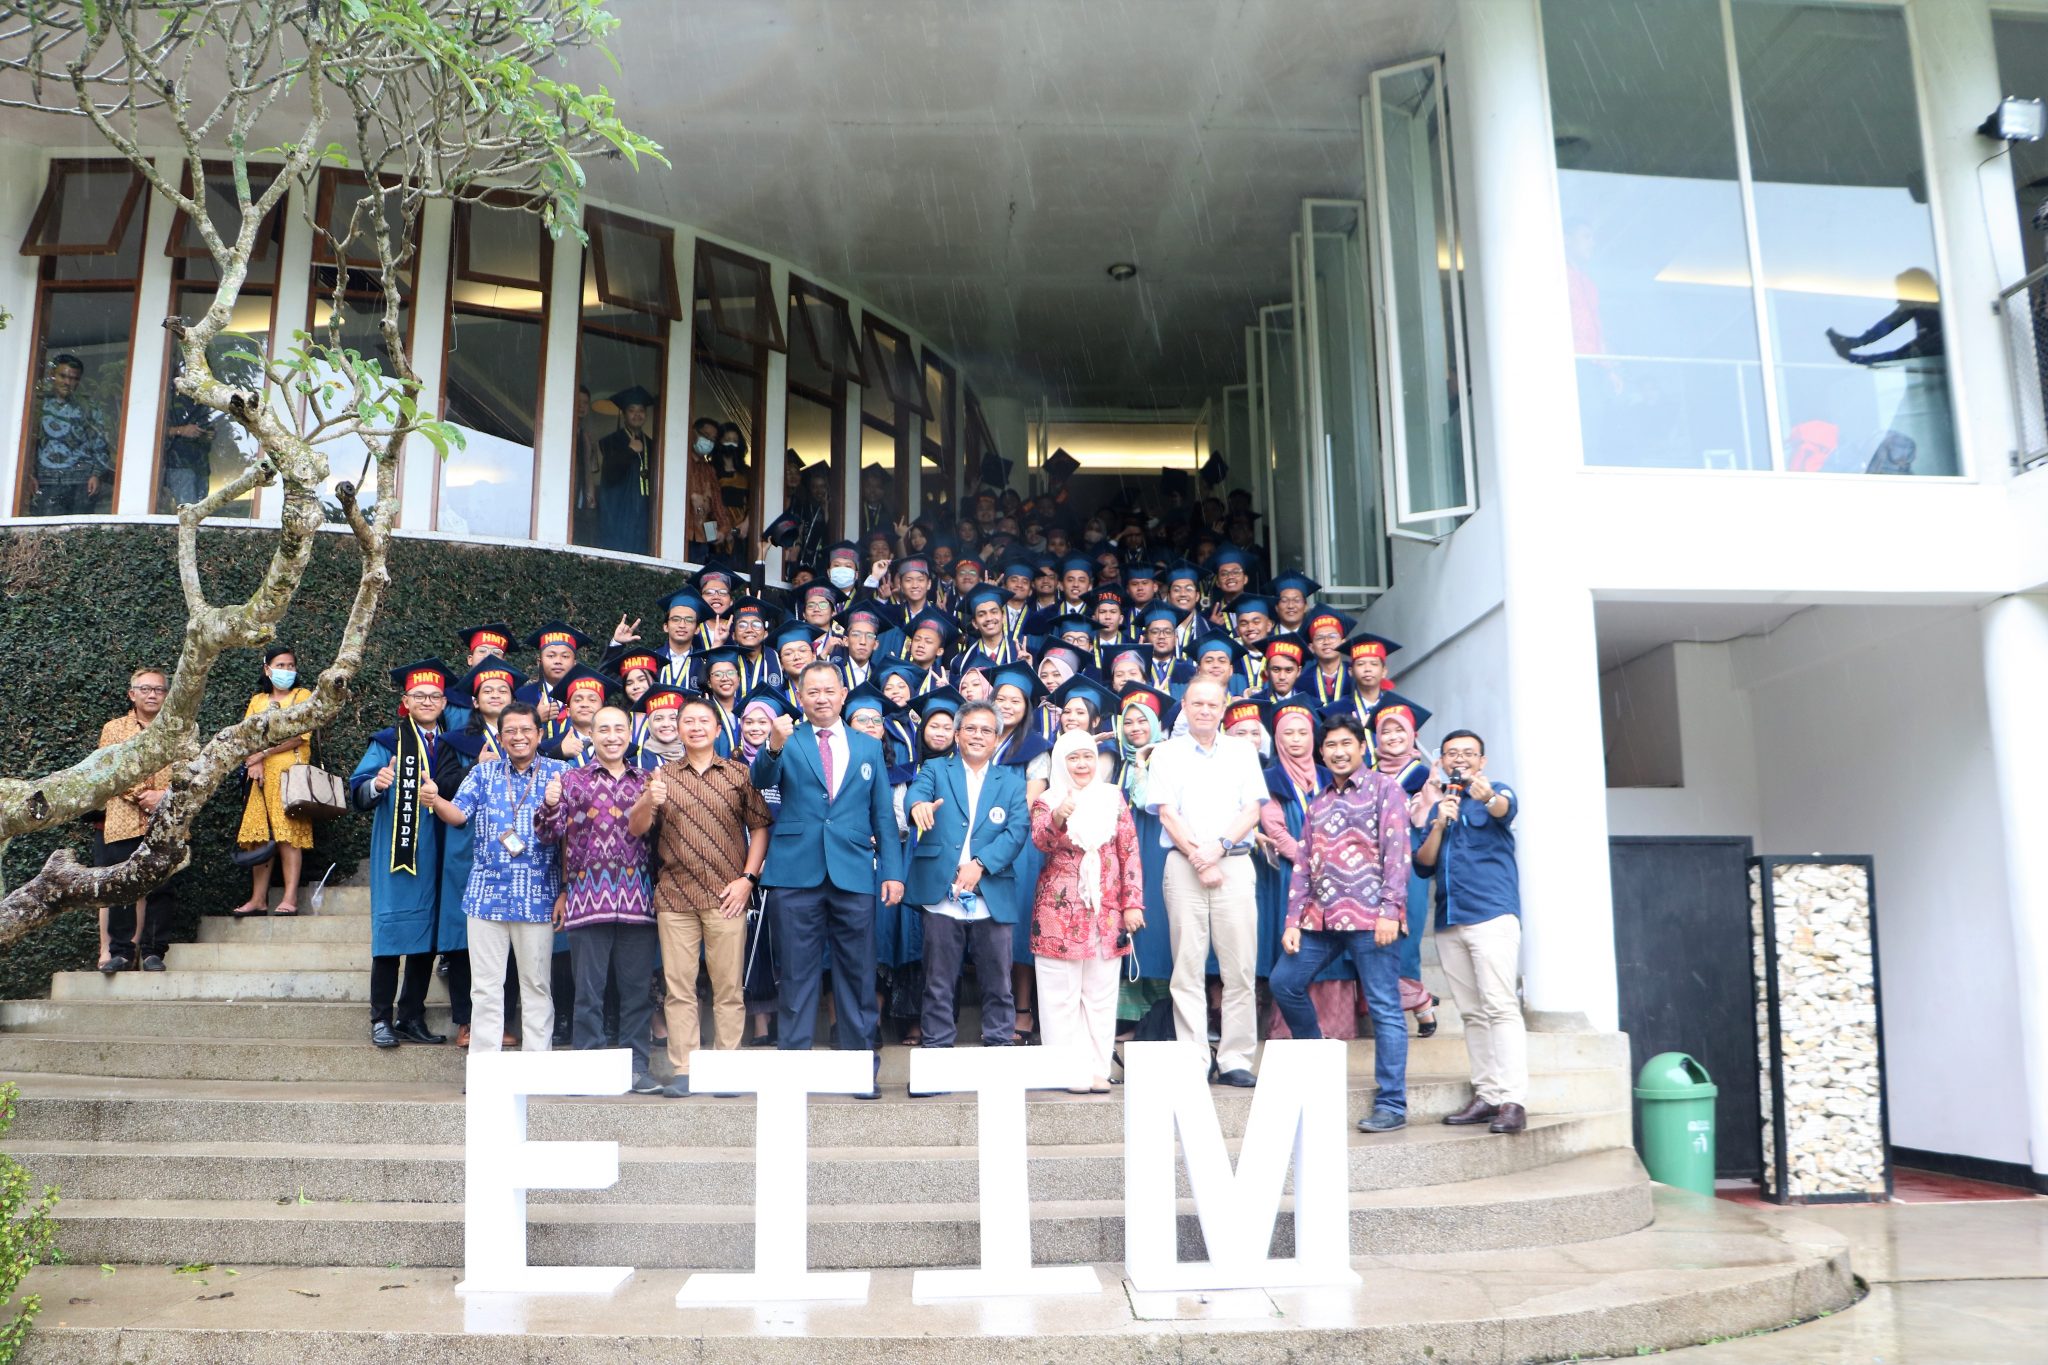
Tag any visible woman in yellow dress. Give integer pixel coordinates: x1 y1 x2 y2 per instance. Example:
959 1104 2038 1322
229 644 316 916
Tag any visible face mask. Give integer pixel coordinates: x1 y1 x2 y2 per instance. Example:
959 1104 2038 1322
269 668 296 689
718 441 740 452
828 565 857 590
693 437 714 455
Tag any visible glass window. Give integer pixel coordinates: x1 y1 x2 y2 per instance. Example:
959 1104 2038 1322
920 352 954 520
1260 300 1306 572
861 316 933 420
165 162 284 263
575 245 665 558
17 162 145 515
695 242 785 352
1732 0 1956 476
690 245 771 564
439 199 549 539
784 275 849 555
1303 200 1387 591
587 207 680 320
1543 0 1767 470
793 279 867 384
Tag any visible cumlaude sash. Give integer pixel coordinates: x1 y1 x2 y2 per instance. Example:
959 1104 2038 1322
390 716 430 876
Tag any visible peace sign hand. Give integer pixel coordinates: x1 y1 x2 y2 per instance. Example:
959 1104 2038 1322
611 615 641 645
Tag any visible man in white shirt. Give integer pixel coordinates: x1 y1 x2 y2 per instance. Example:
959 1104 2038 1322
1146 678 1269 1085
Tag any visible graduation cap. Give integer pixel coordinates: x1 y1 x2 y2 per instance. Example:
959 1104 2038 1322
525 621 592 653
843 682 889 720
1044 447 1080 480
458 622 516 657
824 539 862 564
1000 556 1038 583
1222 696 1267 734
957 584 1009 622
785 449 805 473
1265 696 1322 734
1206 546 1256 577
389 658 454 694
1054 618 1098 646
1051 673 1119 720
737 686 794 719
1304 606 1357 641
1163 559 1204 586
875 658 930 696
1190 635 1246 666
698 645 744 678
614 648 664 680
1116 682 1174 723
1057 553 1096 579
1087 585 1127 613
1229 593 1276 623
557 663 616 703
693 560 748 594
837 598 903 637
989 660 1044 705
1037 642 1092 679
767 620 820 657
461 658 528 699
1101 641 1149 673
798 580 844 610
1201 452 1228 488
978 448 1014 489
1124 561 1160 585
953 551 985 575
1371 691 1433 736
913 686 964 720
764 506 803 547
1161 467 1193 500
904 607 959 647
610 384 658 412
1137 604 1182 632
729 596 783 629
659 589 708 623
1344 630 1403 663
1262 635 1307 665
895 553 934 581
638 685 693 716
1268 570 1321 601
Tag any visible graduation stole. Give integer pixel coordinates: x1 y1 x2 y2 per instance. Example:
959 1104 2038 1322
1004 604 1028 650
1242 652 1266 690
388 717 434 877
659 651 694 688
716 701 741 752
1313 665 1347 707
1150 655 1180 689
478 726 503 763
737 649 770 694
979 632 1016 666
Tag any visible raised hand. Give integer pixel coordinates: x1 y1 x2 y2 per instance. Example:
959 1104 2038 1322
545 776 564 808
645 775 669 806
560 732 583 758
372 762 396 793
418 776 440 802
611 615 641 645
910 798 944 834
768 713 796 752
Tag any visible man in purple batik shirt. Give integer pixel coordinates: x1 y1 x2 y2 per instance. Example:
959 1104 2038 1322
1268 711 1413 1134
537 704 660 1092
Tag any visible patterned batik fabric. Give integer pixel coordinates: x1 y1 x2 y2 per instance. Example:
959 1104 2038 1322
537 763 655 926
451 756 569 922
1287 769 1412 934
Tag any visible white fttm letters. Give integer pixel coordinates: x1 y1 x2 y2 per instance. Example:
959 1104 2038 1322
675 1049 876 1305
1121 1039 1358 1292
908 1044 1102 1301
457 1048 633 1295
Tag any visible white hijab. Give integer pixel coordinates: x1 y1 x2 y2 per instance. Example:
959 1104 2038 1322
1038 730 1123 910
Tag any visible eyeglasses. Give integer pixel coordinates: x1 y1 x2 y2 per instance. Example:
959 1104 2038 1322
130 684 167 695
405 691 446 702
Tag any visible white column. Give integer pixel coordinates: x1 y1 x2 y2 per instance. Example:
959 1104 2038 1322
1907 0 2025 481
658 225 698 565
260 176 316 526
1980 593 2048 1183
1450 0 1617 1030
113 152 180 517
0 146 48 512
843 301 866 531
758 259 790 580
399 197 453 529
533 210 584 546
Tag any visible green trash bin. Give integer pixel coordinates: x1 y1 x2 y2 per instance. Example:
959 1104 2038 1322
1634 1052 1718 1196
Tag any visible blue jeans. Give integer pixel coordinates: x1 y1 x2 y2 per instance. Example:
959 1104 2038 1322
1269 928 1407 1116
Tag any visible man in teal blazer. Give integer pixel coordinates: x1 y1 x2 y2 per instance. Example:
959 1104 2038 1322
750 661 906 1075
904 699 1031 1049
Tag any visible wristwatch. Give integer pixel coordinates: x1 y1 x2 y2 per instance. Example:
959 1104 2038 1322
970 857 988 874
744 871 760 887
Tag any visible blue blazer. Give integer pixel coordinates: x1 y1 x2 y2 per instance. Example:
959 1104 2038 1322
750 721 906 893
902 755 1031 924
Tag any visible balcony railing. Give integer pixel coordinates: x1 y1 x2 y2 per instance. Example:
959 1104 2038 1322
1995 262 2048 472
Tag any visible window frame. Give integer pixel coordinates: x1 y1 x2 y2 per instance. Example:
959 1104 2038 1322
20 159 146 258
786 275 854 543
151 246 283 519
585 205 682 321
921 350 957 516
694 239 786 354
163 160 285 264
792 275 869 386
861 313 934 421
434 193 554 537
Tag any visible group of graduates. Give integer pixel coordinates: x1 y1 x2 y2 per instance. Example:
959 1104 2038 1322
339 482 1449 1055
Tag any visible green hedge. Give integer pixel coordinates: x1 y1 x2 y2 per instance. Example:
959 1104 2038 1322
0 522 692 999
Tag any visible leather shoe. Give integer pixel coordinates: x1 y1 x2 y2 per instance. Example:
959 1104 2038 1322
99 956 129 975
1443 1096 1499 1126
393 1019 446 1045
141 955 166 972
1488 1102 1528 1135
1214 1068 1257 1088
370 1021 400 1049
454 1025 471 1049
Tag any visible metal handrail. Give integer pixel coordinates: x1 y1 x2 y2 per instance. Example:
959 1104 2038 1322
1993 266 2048 471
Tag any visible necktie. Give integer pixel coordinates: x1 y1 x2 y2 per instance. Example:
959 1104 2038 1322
817 728 836 796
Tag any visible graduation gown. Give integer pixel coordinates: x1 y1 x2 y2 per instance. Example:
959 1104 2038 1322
349 727 466 958
1256 762 1336 980
996 727 1053 967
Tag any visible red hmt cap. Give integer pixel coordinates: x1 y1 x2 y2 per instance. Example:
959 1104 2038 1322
565 674 607 700
643 689 686 712
468 629 510 652
407 667 447 692
537 630 578 650
617 651 661 677
1264 638 1305 664
471 665 516 691
1224 699 1264 730
1348 638 1388 661
1376 704 1418 733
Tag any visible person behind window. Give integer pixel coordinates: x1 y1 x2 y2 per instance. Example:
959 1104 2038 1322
29 352 112 515
596 385 657 556
570 384 598 545
713 421 752 556
159 390 213 511
686 416 727 557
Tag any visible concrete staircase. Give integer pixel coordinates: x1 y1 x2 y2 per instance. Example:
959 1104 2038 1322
0 889 1857 1362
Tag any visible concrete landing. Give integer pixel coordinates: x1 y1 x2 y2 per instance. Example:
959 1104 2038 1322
8 1190 1854 1364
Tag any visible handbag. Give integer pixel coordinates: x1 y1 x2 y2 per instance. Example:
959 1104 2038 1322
232 777 278 868
281 713 348 822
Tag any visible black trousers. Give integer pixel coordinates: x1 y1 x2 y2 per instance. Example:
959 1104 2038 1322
771 884 879 1053
94 833 170 961
368 952 434 1026
568 921 659 1072
918 911 1014 1048
443 950 472 1026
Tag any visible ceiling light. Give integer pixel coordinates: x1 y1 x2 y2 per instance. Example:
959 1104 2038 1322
1981 96 2046 142
1106 262 1138 282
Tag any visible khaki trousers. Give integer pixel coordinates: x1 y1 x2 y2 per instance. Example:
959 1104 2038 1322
1437 913 1528 1107
1163 852 1259 1074
466 917 554 1053
659 904 747 1075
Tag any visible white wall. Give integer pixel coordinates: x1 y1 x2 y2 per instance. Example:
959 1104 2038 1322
1605 643 1762 844
1733 606 2030 1167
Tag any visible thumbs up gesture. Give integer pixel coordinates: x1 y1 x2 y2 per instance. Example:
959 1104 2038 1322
910 797 944 834
644 775 669 807
768 713 796 752
418 775 440 803
373 762 396 793
544 775 564 808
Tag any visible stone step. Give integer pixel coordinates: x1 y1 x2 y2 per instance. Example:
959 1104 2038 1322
47 969 454 1004
0 1000 458 1042
164 941 376 971
0 1025 1620 1084
3 1109 1630 1207
196 915 376 943
9 1192 1856 1365
0 1066 1633 1147
36 1148 1652 1269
